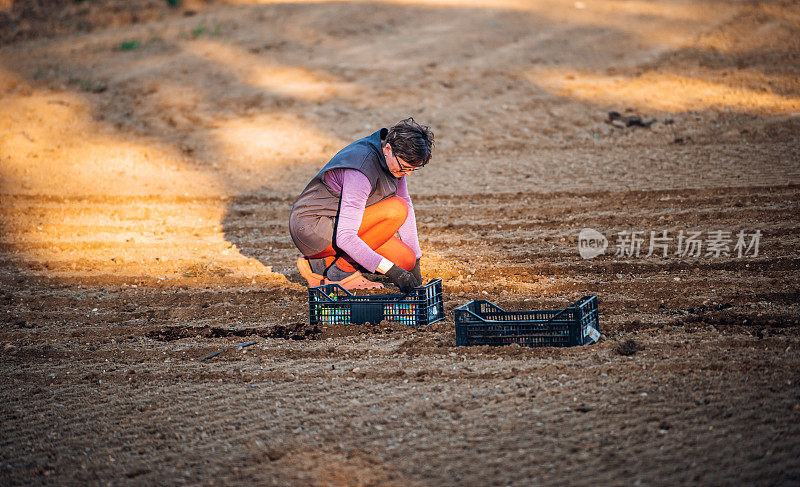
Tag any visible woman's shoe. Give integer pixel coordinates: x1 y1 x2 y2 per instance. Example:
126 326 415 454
297 257 324 287
324 271 383 290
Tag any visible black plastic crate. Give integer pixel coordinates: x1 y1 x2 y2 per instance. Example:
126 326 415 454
309 279 445 327
454 295 599 347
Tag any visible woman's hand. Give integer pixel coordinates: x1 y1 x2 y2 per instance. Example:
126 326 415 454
411 258 422 286
385 264 418 293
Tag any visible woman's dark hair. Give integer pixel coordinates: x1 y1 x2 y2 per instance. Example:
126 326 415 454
386 117 434 167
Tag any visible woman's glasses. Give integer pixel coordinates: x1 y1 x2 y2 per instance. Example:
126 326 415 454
393 153 424 172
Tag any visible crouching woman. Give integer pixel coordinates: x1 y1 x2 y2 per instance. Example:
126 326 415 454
289 118 433 292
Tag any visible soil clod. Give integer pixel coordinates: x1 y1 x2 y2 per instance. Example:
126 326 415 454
615 339 644 356
606 111 655 128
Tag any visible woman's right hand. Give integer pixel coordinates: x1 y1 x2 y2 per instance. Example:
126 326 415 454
385 265 418 293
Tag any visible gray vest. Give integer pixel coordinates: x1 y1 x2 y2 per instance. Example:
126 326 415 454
290 128 399 222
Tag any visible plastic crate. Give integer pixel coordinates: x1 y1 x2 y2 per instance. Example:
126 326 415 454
308 279 445 327
454 295 599 347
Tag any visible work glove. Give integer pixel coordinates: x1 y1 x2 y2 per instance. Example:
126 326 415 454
385 264 418 293
411 258 422 286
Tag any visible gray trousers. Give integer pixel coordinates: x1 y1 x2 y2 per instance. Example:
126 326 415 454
289 215 335 257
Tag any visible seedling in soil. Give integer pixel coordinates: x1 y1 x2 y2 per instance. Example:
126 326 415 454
67 77 107 93
119 39 141 51
192 21 206 39
184 21 221 39
85 81 107 93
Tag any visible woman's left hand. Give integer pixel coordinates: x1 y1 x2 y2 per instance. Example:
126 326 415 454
411 258 422 286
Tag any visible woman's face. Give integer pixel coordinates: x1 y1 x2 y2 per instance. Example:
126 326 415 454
383 143 416 178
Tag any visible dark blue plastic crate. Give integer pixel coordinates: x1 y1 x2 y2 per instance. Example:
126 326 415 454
309 279 444 327
454 295 599 347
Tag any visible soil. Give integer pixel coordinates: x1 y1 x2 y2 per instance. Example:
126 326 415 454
1 0 799 485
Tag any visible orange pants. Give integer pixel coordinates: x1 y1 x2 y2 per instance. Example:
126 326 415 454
310 196 416 273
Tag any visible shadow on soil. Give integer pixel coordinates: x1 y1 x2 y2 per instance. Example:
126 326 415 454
145 322 321 341
219 189 303 283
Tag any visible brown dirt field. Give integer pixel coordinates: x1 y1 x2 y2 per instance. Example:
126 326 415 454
1 0 799 485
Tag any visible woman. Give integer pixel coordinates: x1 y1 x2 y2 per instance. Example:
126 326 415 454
289 118 433 292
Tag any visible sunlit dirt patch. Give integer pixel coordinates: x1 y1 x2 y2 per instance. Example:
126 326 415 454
184 39 357 102
267 447 421 487
0 86 290 285
231 0 727 49
208 112 346 191
527 68 800 115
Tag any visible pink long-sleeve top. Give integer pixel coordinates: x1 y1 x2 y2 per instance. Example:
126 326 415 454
324 168 421 273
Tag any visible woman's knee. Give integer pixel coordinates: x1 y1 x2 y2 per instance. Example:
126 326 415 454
382 196 408 223
396 250 416 271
